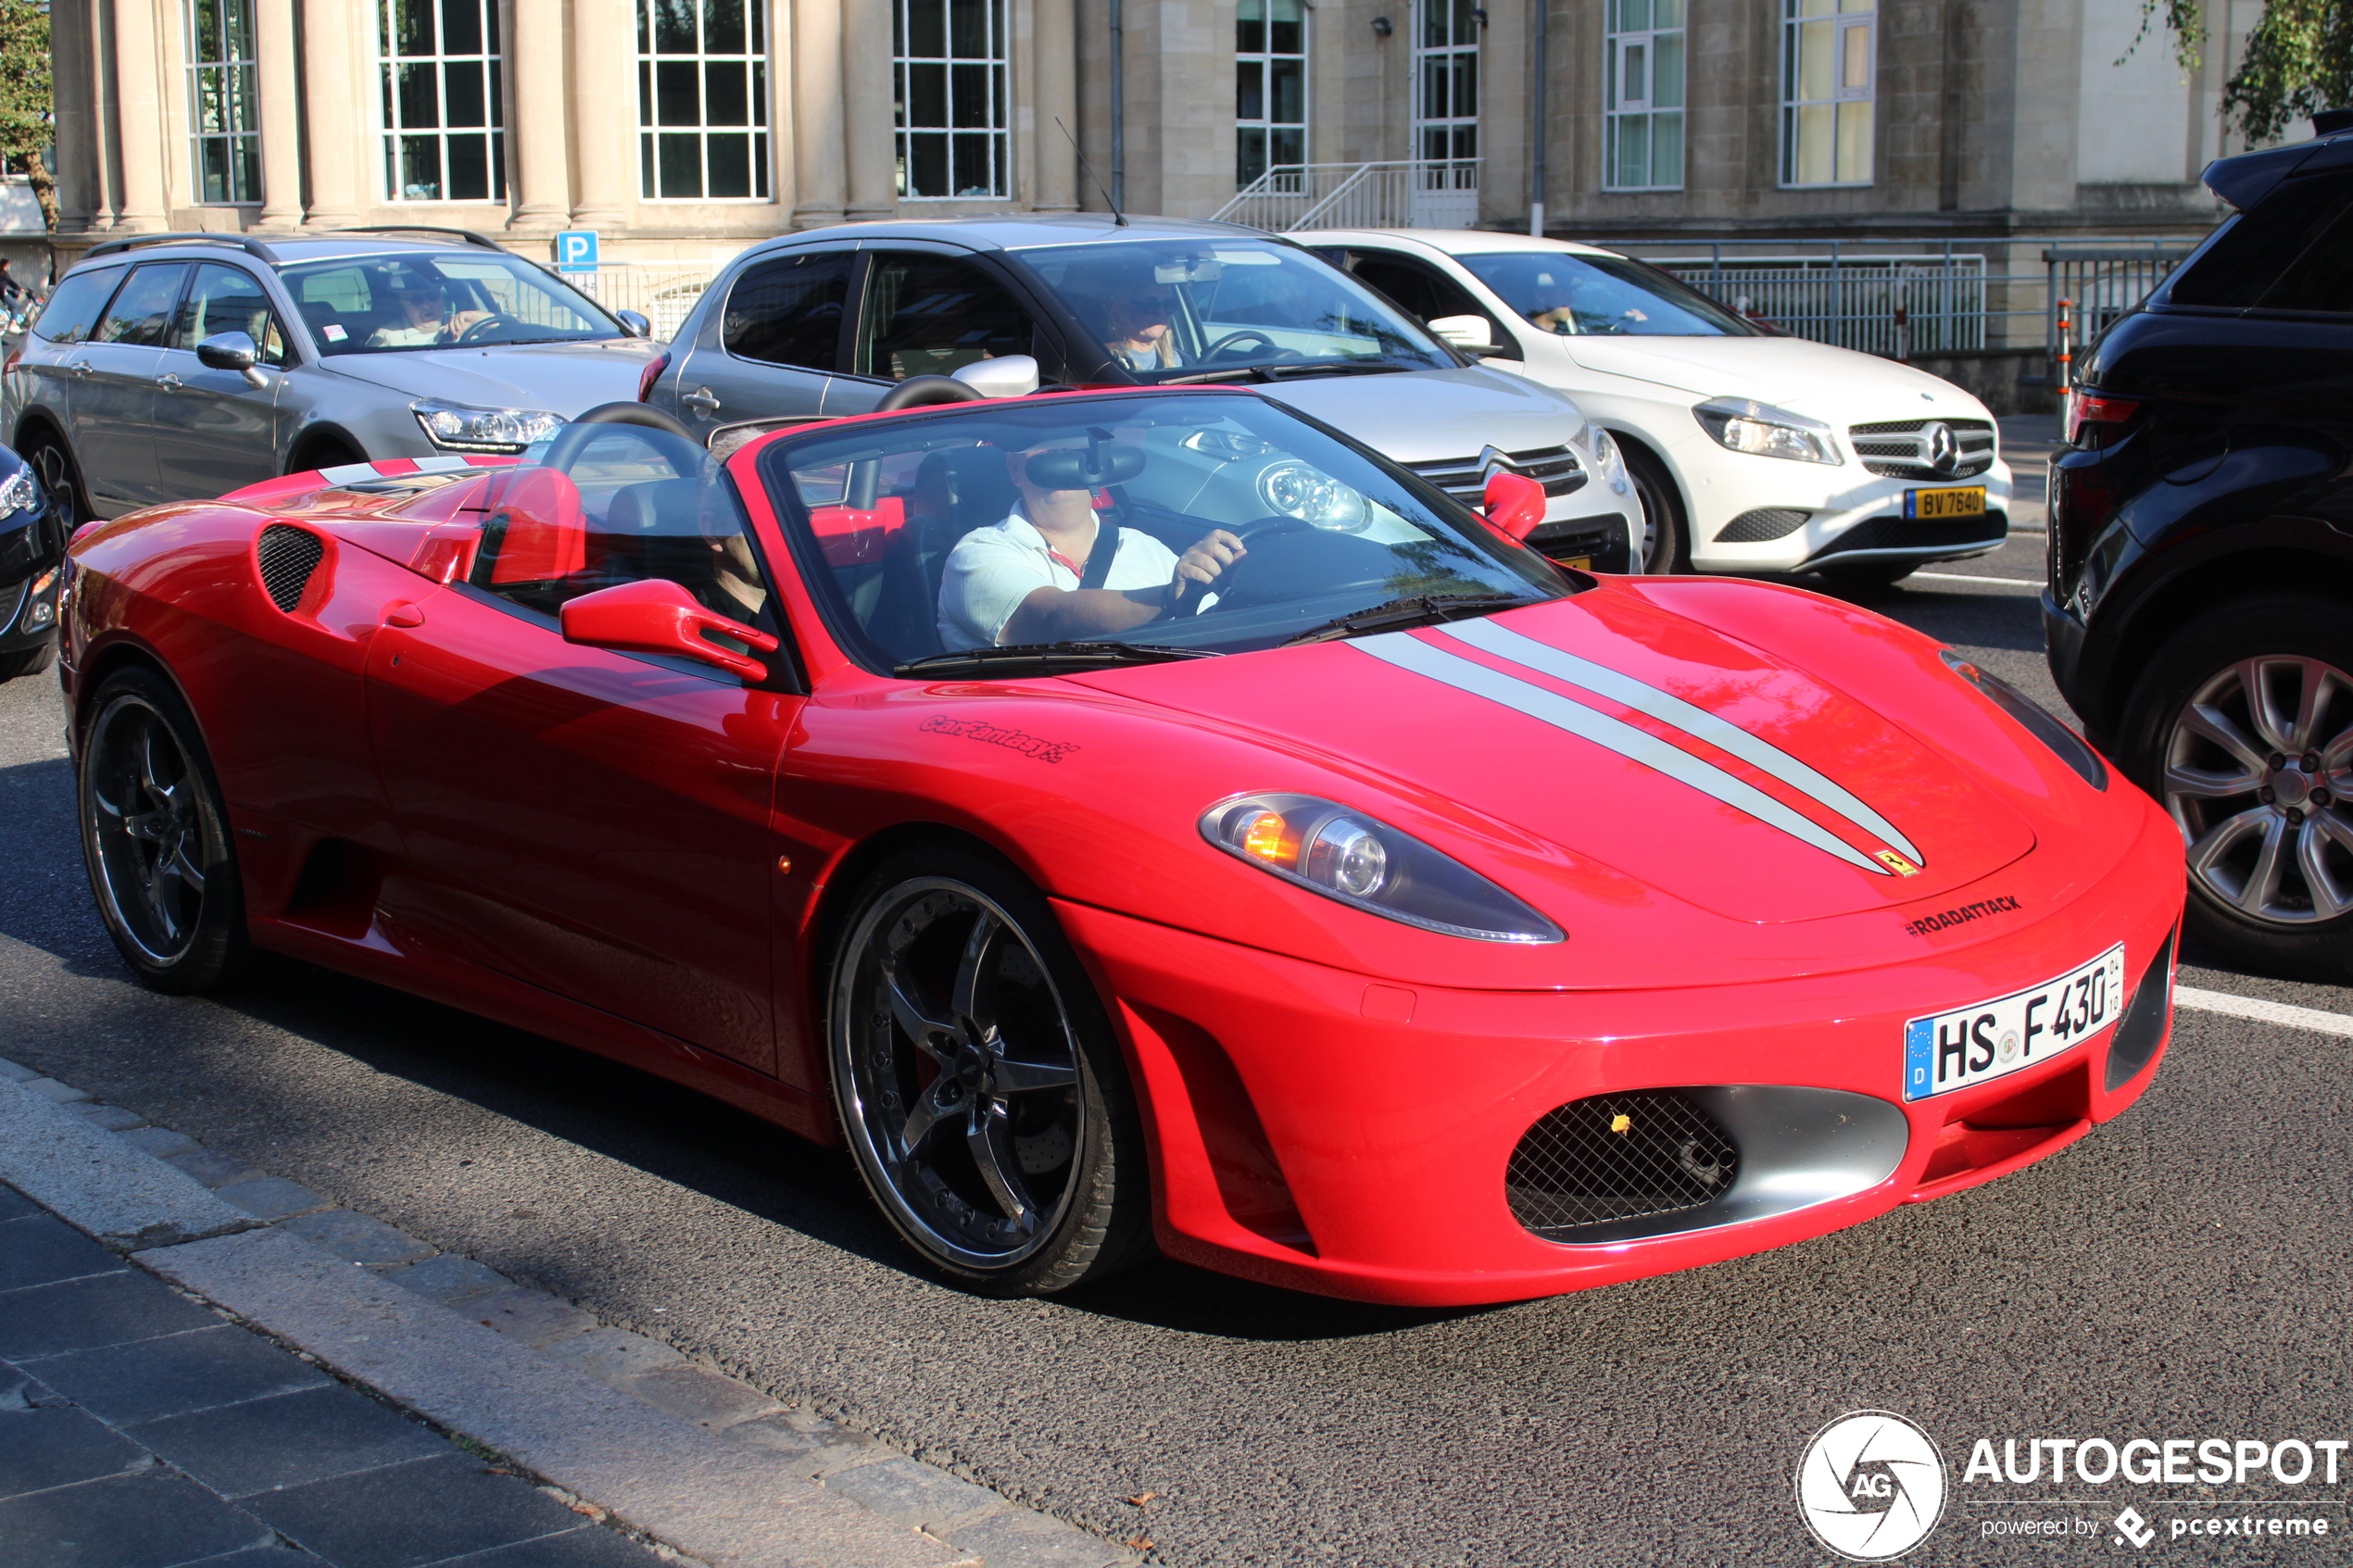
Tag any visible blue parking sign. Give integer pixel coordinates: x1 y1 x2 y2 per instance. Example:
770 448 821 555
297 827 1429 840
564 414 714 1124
554 230 599 272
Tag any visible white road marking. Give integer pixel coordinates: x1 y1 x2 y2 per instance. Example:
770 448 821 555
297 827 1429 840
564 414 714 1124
1913 571 2041 590
2175 985 2353 1038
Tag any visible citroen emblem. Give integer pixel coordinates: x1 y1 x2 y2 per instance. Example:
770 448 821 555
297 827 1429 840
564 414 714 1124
1923 421 1960 476
1477 445 1516 482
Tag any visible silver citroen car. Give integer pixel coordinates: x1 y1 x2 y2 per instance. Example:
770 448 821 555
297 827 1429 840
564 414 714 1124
5 230 666 521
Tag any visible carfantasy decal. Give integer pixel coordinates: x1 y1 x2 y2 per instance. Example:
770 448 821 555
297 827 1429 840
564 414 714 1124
1904 895 2021 938
1351 631 1900 875
921 715 1080 763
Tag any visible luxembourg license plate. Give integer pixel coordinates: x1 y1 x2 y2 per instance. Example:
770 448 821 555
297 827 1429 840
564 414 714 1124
1905 485 1987 520
1902 945 2126 1101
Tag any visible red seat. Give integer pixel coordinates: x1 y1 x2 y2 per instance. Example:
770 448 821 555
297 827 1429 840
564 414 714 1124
484 468 588 584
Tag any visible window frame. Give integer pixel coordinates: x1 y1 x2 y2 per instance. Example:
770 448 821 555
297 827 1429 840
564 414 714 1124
636 0 774 203
894 0 1014 201
1236 0 1309 190
170 262 295 368
1780 0 1877 190
376 0 508 205
847 248 1049 383
1603 0 1685 194
187 0 261 207
1411 0 1481 174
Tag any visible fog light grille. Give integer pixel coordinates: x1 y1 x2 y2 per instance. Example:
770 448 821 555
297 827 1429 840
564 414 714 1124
1505 1092 1740 1236
257 524 324 613
1715 508 1810 544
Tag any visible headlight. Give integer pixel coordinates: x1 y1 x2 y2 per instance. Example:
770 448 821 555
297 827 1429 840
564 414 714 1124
0 463 38 518
1255 461 1368 530
1692 397 1841 466
1582 424 1630 495
19 567 56 633
411 399 567 453
1201 792 1564 943
1941 652 2108 790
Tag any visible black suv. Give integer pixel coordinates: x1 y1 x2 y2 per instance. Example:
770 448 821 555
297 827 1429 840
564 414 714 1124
2045 116 2353 980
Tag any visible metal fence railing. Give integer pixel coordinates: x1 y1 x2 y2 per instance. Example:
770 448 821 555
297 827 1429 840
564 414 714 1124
2043 243 2201 356
1212 160 1483 233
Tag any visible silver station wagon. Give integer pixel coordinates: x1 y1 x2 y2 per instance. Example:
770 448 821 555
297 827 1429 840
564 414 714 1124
5 230 665 521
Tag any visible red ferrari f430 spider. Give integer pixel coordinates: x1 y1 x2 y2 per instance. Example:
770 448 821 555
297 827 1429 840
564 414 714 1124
60 384 2183 1305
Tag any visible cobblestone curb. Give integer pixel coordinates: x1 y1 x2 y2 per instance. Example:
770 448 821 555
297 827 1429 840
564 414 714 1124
0 1062 1143 1568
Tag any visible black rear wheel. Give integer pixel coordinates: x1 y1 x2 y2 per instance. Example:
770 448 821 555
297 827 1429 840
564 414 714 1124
79 667 251 993
828 845 1151 1294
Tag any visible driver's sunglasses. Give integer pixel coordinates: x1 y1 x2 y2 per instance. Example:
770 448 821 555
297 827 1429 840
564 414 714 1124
392 290 445 305
1128 292 1175 313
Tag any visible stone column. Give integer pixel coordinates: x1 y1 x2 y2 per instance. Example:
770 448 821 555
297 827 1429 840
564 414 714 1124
570 0 633 229
254 0 305 228
1031 0 1078 211
302 0 365 227
110 0 169 231
507 0 573 232
51 2 101 233
792 0 848 227
841 0 897 221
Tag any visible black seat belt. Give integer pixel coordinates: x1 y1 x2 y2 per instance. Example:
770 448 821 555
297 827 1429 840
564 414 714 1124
1076 508 1122 590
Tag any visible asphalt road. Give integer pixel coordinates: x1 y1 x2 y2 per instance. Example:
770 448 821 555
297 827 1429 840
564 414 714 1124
4 420 2347 1566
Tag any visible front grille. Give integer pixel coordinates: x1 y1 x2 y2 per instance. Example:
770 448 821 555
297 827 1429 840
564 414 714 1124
1505 1091 1740 1237
256 524 325 613
1406 445 1586 503
1526 514 1628 571
1806 511 2008 561
1715 507 1811 544
1848 417 1996 479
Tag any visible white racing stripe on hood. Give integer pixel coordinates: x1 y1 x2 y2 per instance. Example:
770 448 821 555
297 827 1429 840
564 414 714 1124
1351 631 1894 876
1434 618 1924 865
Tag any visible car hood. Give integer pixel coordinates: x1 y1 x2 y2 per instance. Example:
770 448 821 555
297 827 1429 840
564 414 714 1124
319 338 665 413
1067 591 2036 924
1554 333 1989 415
1252 364 1587 462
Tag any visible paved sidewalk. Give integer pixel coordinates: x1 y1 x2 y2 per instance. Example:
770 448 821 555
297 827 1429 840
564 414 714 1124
0 1179 665 1568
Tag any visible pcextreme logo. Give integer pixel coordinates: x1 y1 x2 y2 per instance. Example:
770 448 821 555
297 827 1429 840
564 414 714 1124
1795 1410 1949 1561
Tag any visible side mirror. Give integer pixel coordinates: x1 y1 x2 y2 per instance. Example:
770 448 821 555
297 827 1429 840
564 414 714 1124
560 578 780 681
1481 470 1547 544
950 354 1040 398
615 309 653 338
1428 314 1505 355
197 331 271 389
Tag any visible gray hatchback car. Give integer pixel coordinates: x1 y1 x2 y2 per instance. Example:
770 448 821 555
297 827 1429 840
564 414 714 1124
5 229 666 521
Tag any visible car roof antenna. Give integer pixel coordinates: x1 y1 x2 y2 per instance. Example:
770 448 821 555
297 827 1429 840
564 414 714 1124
1057 118 1126 227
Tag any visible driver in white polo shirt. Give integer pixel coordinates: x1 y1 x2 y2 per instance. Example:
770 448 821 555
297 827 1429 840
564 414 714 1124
936 435 1246 650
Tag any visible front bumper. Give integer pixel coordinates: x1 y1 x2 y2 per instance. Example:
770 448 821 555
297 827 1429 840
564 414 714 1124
1060 798 2182 1306
1685 458 2016 574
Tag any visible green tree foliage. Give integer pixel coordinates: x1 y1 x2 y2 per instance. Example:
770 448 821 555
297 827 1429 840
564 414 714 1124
0 0 54 229
2142 0 2353 145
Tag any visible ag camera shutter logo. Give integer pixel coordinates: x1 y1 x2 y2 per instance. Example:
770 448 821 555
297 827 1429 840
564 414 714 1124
1795 1411 1948 1561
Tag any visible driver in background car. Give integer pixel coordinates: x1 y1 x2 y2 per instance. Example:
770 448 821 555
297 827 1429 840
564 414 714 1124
1525 268 1650 334
1079 257 1187 372
368 274 491 347
935 437 1245 649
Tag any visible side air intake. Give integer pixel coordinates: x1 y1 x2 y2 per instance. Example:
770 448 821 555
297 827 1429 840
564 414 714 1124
256 524 325 613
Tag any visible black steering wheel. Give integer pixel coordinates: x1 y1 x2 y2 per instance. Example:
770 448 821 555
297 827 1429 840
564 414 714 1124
455 312 527 345
1182 516 1315 616
1202 329 1302 364
541 402 702 478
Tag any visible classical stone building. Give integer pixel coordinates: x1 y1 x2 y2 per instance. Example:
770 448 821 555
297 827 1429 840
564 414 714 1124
46 0 2246 274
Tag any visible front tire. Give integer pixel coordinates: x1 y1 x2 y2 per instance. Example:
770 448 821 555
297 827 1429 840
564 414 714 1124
23 431 88 526
828 846 1151 1295
78 667 252 993
2120 593 2353 983
0 641 54 683
1620 443 1689 572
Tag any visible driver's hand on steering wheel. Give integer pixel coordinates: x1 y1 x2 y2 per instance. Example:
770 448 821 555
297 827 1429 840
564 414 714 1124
444 309 492 341
1170 529 1246 604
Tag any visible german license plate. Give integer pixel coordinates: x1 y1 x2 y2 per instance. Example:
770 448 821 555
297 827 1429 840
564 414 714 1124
1902 945 2125 1101
1905 485 1987 520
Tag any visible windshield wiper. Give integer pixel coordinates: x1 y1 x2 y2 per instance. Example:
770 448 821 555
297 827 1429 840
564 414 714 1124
1281 593 1533 647
1256 359 1420 380
894 641 1219 678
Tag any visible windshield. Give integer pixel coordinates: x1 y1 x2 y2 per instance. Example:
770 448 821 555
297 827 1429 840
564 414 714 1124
1458 252 1755 337
1013 240 1459 382
757 393 1567 672
281 251 622 355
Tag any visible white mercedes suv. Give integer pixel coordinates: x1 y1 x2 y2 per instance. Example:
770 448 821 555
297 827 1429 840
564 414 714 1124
1303 229 2015 587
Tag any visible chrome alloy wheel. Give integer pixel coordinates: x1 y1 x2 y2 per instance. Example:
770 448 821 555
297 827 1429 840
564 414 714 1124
85 696 209 963
2163 655 2353 925
28 439 81 525
834 879 1087 1271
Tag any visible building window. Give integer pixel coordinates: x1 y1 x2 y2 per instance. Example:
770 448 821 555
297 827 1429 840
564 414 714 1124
1781 0 1875 187
895 0 1012 198
189 0 260 204
1413 0 1479 171
1237 0 1306 188
1604 0 1683 191
379 0 505 203
638 0 771 199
